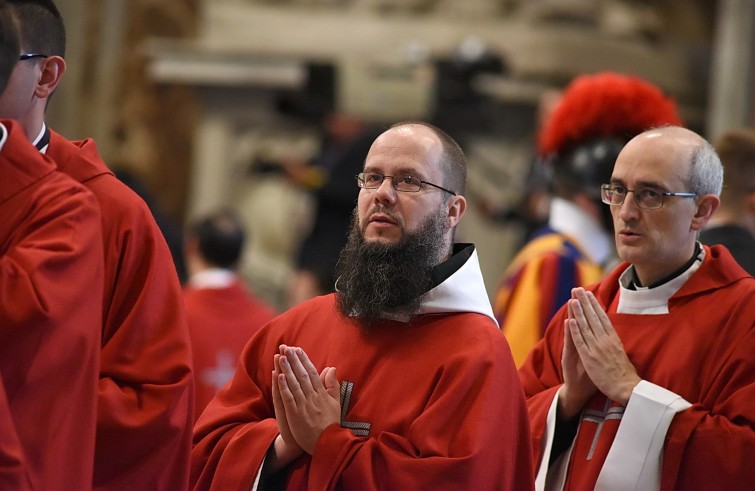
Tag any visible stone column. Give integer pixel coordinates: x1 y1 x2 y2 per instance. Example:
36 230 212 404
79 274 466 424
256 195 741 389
707 0 755 140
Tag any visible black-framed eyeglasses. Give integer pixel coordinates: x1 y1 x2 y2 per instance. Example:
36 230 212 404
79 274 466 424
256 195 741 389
18 54 48 61
600 184 696 210
356 172 456 196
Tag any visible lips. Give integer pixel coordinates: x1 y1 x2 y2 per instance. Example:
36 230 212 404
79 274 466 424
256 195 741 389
369 213 397 225
617 228 643 244
367 206 399 225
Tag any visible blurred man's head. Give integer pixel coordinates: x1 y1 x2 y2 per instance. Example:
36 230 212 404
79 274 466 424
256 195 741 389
336 122 467 325
539 72 683 230
607 126 721 286
0 0 66 138
186 209 247 275
713 129 755 236
0 0 20 94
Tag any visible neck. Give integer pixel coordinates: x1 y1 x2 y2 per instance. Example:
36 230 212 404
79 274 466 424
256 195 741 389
15 107 46 143
633 243 700 288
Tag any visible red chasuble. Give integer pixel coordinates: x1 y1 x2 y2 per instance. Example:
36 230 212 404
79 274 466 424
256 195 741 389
520 245 755 490
184 278 276 420
191 294 534 490
47 130 194 490
0 120 103 490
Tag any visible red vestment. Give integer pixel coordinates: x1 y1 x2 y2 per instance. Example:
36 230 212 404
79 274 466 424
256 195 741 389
191 246 534 491
184 276 276 419
47 130 194 490
520 245 755 490
0 120 103 490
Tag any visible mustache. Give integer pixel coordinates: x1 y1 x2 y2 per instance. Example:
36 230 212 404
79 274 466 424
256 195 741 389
363 205 403 228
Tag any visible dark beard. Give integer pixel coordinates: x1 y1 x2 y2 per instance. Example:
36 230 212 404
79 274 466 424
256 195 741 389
335 205 449 327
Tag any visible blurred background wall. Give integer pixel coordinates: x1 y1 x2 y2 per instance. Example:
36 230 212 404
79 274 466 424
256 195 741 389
49 0 754 309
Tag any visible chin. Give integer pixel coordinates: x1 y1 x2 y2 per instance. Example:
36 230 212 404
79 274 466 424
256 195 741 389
615 246 640 265
365 236 399 246
364 230 402 244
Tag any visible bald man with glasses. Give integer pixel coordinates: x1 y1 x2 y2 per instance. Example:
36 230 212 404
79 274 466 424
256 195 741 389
519 126 755 490
192 122 534 491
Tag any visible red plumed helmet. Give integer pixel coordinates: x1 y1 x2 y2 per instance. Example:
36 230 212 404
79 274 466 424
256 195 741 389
538 72 683 157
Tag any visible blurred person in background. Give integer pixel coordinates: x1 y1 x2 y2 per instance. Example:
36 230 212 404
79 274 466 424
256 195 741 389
0 1 193 488
184 208 276 421
699 128 755 275
493 72 682 367
284 112 384 307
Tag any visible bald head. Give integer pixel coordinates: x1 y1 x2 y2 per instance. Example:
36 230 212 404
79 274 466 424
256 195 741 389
627 126 722 198
610 125 721 286
389 122 467 196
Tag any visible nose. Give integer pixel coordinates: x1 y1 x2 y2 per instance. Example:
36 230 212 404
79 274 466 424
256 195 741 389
372 177 397 205
617 191 641 222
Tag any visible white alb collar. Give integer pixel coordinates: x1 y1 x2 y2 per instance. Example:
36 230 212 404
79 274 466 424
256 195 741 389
32 123 48 154
549 196 613 265
188 268 237 289
0 122 7 152
616 247 706 314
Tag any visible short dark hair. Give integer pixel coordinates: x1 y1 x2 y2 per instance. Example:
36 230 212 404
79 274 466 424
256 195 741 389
0 0 20 92
8 0 65 57
714 129 755 207
391 121 467 196
189 209 247 269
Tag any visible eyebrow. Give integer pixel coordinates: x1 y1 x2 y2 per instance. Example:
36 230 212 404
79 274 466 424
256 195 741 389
609 178 667 190
363 166 425 177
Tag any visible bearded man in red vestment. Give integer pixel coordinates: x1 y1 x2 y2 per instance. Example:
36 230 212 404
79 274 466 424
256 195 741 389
519 126 755 490
191 122 535 491
0 1 194 489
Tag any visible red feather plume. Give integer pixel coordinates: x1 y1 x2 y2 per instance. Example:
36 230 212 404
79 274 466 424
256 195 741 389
537 72 683 157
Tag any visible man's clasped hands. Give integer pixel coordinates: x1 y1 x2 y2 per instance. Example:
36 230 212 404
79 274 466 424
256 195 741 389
269 345 341 471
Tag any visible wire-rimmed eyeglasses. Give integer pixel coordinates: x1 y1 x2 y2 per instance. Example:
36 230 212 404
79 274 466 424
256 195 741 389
18 53 48 61
600 184 696 209
356 172 457 196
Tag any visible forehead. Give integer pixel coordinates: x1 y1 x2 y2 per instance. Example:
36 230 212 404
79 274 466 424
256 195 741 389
612 131 693 187
364 126 443 177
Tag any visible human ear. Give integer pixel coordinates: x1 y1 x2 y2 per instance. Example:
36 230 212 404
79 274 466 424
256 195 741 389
446 195 467 229
690 194 720 231
33 55 66 98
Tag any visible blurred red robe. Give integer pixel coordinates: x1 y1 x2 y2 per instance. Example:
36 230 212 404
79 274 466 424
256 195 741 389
184 275 276 419
47 129 194 490
0 120 103 490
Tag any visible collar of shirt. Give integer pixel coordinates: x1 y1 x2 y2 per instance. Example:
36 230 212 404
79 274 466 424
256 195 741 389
32 123 49 154
0 122 7 152
616 245 705 314
188 268 237 289
549 196 614 266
